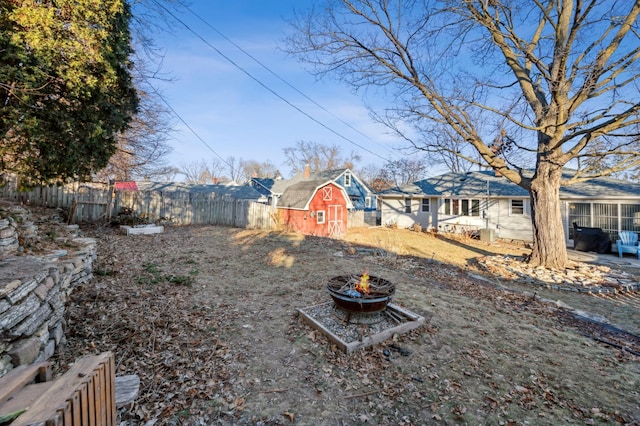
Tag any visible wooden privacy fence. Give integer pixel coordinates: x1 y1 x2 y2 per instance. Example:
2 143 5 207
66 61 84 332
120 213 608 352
1 177 276 229
115 190 276 228
0 179 111 223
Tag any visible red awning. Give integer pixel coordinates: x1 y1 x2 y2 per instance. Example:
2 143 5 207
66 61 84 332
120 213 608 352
114 181 138 191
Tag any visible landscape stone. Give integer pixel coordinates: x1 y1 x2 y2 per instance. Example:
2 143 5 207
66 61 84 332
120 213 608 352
0 227 16 239
0 205 96 377
478 254 640 294
9 303 52 337
0 298 10 315
0 293 40 330
34 284 49 300
8 336 40 366
6 278 38 304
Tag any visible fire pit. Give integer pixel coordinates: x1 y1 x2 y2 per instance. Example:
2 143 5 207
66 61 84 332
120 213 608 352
326 273 395 314
297 273 425 353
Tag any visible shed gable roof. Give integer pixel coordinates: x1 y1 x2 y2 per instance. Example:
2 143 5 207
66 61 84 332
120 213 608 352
271 168 374 195
278 180 353 210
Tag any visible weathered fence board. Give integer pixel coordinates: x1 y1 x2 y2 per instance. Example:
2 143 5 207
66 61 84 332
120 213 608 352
1 176 276 229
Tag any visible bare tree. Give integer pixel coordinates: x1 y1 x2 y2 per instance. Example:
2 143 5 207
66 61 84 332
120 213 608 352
240 160 280 180
288 0 640 269
95 81 175 182
180 161 208 184
382 157 430 188
180 158 228 184
283 140 361 174
94 0 188 182
356 163 394 191
224 156 245 183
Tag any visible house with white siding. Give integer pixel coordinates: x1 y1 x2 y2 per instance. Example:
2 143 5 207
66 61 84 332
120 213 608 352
378 170 640 245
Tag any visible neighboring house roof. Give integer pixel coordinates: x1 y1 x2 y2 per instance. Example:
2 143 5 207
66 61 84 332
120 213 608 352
260 168 375 196
278 180 353 210
378 171 528 198
133 181 267 201
250 177 277 197
378 170 640 200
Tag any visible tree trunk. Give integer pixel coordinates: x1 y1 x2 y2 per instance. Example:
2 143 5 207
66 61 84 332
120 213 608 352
528 164 568 269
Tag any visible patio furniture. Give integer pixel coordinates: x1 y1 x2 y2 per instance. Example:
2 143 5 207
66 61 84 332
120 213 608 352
573 222 611 254
616 231 640 259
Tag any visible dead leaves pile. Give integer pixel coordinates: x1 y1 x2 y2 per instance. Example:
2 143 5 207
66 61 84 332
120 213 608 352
55 244 243 423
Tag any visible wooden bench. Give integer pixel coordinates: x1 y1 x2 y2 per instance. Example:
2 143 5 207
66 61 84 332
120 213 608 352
0 352 116 426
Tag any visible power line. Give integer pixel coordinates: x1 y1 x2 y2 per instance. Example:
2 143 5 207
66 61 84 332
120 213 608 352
136 67 236 174
182 3 399 159
150 0 393 164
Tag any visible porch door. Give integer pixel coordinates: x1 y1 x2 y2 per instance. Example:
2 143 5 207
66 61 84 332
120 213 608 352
327 204 343 237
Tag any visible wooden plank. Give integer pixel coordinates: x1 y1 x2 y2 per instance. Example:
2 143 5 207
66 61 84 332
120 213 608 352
0 382 52 419
297 303 426 354
63 401 72 426
387 303 423 321
106 356 115 425
0 363 51 404
79 382 89 426
94 365 105 426
296 307 348 353
11 352 113 426
87 373 95 426
71 392 81 425
345 317 425 353
47 410 63 426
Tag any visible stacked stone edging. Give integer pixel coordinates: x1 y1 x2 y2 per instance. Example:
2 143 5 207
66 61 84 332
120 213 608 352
478 254 640 294
0 204 96 378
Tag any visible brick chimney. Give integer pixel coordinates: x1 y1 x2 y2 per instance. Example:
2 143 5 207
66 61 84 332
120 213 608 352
304 164 310 179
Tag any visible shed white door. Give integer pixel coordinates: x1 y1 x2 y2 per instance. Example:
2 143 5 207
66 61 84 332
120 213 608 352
327 204 343 237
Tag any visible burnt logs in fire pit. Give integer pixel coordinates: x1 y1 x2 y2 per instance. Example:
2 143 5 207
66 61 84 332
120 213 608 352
326 274 395 313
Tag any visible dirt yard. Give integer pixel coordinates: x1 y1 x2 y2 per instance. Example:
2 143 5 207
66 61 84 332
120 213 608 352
53 224 640 425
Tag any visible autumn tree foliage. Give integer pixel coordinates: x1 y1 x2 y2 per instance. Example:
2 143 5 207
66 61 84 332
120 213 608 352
0 0 138 184
288 0 640 269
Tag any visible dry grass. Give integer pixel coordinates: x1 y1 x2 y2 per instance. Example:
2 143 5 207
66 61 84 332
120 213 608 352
56 225 639 425
343 226 530 267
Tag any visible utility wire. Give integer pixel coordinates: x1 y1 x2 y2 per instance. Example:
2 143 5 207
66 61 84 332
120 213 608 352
136 66 237 174
182 3 399 159
151 0 391 163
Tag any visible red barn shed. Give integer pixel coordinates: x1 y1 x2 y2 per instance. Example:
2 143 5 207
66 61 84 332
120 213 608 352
277 180 352 237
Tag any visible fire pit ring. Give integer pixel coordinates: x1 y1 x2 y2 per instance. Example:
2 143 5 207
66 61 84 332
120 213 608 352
326 274 395 313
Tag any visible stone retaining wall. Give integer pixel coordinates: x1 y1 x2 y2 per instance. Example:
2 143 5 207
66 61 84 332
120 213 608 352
0 204 96 377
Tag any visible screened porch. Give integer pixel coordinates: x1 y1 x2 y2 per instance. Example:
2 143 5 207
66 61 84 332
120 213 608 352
566 201 640 246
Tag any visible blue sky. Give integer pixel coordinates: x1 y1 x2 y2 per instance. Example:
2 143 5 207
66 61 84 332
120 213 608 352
148 1 403 178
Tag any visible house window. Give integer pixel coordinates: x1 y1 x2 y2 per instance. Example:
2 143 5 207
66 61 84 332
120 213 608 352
365 196 372 208
452 199 460 215
421 199 430 212
510 199 525 215
443 198 480 216
316 210 325 224
404 198 412 213
344 172 351 186
461 199 480 216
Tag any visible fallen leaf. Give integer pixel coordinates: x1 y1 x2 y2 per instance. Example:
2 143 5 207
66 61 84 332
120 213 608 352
283 410 295 423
